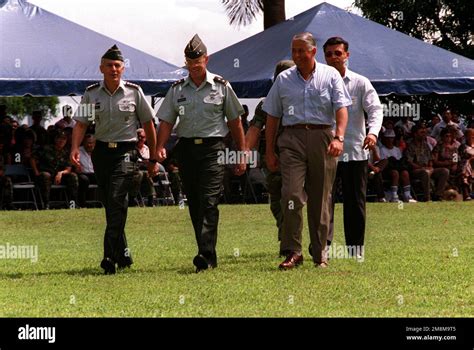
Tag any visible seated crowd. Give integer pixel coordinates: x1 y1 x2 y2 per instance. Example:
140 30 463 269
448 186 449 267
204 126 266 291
0 105 473 210
0 106 181 210
368 108 474 202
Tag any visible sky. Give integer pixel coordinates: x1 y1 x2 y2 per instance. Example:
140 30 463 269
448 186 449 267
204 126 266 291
30 0 355 67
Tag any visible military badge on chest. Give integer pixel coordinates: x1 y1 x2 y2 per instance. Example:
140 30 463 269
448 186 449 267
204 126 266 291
203 91 223 104
118 100 136 122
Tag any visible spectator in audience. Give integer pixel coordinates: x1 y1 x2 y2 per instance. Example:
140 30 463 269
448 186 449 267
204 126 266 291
31 131 79 209
11 128 36 166
431 108 463 141
368 145 387 202
427 113 441 134
0 140 13 210
406 124 449 201
55 105 76 129
432 127 461 176
132 128 158 207
459 128 474 200
379 129 416 202
76 134 96 208
30 111 49 147
395 116 415 137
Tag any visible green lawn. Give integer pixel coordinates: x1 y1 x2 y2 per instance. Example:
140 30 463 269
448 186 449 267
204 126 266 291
0 202 472 317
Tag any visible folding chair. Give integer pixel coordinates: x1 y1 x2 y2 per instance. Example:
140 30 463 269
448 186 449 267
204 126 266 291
4 164 39 210
154 171 175 206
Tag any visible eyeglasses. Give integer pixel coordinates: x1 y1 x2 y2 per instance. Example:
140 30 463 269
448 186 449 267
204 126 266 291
324 50 344 57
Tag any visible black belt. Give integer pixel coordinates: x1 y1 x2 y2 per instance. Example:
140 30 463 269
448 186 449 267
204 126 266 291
284 124 331 130
180 137 224 145
96 140 136 149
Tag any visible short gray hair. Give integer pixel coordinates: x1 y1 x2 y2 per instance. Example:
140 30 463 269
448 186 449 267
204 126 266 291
292 32 317 49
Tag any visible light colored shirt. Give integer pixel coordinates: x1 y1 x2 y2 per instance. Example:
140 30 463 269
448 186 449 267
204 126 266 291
79 146 94 173
156 70 243 138
262 62 351 126
379 145 402 160
394 119 415 135
55 118 76 129
431 120 463 140
339 69 383 161
74 80 154 142
137 144 150 160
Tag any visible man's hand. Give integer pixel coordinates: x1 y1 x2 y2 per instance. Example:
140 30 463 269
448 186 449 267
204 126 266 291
266 151 279 173
327 139 344 157
54 171 63 185
147 162 159 178
70 148 81 168
156 147 167 162
363 134 378 150
234 162 246 176
233 150 248 176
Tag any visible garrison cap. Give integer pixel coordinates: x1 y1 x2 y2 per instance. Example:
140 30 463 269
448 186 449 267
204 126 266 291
184 34 207 59
273 60 295 81
102 44 124 62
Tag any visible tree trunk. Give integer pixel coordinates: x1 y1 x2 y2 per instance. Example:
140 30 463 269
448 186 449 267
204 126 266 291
263 0 285 29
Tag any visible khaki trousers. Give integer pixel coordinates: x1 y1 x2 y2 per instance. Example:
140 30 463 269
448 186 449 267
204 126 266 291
277 128 337 264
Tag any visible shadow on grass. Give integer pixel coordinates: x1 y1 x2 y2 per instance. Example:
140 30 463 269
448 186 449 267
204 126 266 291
0 266 148 278
168 251 281 275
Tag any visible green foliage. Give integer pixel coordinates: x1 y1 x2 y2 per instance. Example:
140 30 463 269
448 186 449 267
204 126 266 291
354 0 474 58
0 203 472 317
0 96 59 122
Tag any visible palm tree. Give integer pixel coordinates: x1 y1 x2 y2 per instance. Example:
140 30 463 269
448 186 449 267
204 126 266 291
222 0 286 30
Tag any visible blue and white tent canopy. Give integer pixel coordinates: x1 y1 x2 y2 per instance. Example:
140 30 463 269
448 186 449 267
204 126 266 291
208 2 474 97
0 0 184 96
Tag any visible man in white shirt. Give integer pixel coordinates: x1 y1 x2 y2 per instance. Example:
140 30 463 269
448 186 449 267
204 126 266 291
55 105 77 129
324 37 383 256
431 109 463 141
77 134 96 207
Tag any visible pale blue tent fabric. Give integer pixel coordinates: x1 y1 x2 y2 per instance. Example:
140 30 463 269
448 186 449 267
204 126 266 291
0 0 184 96
208 2 474 97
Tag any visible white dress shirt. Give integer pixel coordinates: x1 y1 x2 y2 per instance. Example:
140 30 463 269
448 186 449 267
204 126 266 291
339 69 383 161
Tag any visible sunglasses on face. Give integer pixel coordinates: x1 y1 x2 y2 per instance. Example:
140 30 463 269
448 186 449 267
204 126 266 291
324 50 344 57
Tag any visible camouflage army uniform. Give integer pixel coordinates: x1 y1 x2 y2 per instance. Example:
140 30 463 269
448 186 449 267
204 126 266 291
34 144 78 207
250 99 284 241
0 154 13 210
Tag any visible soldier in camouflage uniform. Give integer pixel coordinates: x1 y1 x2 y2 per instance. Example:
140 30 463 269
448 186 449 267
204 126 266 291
245 60 295 255
0 145 13 210
31 131 78 209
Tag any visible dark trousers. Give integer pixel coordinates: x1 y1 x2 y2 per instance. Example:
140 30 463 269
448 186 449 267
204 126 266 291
328 160 367 247
0 175 13 209
177 138 225 266
265 170 283 241
78 173 97 208
92 143 137 264
36 171 78 207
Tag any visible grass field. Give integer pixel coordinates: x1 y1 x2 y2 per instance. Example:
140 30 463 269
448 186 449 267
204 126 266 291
0 202 472 317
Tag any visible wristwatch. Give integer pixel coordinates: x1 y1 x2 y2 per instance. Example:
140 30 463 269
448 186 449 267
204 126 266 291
148 158 158 164
334 135 344 143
